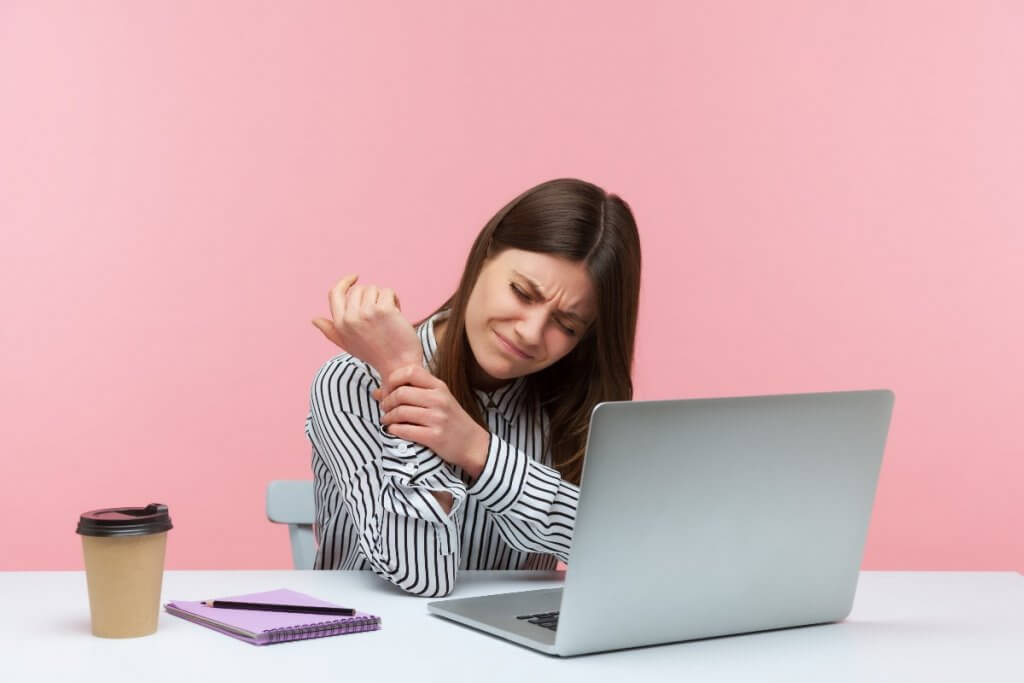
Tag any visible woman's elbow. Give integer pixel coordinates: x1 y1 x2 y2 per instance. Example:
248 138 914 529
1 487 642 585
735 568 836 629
370 561 457 598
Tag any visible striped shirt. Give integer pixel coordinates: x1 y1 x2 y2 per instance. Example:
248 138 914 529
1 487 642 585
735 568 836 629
304 309 579 597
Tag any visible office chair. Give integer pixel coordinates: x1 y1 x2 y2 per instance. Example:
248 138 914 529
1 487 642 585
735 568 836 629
266 480 315 569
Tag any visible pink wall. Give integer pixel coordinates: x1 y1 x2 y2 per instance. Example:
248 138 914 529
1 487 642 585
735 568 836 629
1 1 1020 571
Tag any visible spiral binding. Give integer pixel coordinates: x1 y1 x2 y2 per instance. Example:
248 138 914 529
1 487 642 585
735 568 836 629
265 615 382 644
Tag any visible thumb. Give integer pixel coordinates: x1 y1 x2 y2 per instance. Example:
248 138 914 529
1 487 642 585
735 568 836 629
311 318 344 347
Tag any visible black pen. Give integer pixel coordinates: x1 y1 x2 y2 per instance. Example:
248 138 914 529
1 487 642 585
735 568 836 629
202 599 356 616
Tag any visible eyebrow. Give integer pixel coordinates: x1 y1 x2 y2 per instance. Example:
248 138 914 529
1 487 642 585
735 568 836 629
512 271 589 325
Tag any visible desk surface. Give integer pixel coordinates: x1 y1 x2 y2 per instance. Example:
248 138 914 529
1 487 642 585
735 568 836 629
3 570 1022 682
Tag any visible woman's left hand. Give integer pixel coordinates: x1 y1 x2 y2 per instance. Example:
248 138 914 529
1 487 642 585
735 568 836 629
374 365 490 476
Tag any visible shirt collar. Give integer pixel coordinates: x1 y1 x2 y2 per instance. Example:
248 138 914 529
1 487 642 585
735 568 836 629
418 309 529 422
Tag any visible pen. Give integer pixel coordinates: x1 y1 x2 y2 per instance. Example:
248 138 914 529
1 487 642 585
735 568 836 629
202 600 356 616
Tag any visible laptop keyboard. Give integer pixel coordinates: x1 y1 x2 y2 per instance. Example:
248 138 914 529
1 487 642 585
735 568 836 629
516 610 559 631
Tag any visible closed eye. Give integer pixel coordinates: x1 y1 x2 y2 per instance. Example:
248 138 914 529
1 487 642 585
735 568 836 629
510 283 531 301
509 283 577 336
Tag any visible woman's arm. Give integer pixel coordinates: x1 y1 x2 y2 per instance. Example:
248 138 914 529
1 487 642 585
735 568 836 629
307 356 468 597
463 433 578 563
374 364 577 563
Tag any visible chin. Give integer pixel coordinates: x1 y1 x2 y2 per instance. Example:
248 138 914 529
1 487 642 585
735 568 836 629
480 355 523 381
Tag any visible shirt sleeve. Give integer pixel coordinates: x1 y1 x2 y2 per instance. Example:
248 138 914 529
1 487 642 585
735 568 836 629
465 433 579 563
306 355 468 597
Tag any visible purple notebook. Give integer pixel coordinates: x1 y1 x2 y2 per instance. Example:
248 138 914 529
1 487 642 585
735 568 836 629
164 588 381 646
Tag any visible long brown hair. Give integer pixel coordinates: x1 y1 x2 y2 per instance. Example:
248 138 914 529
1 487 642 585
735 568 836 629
418 178 641 485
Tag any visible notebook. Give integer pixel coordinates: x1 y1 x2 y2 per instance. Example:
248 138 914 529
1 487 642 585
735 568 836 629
164 588 381 645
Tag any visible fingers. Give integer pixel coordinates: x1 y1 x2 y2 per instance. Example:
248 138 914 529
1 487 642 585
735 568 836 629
343 284 364 324
326 276 398 322
381 423 432 445
318 275 408 359
381 288 400 311
380 404 432 427
381 364 438 397
359 285 380 316
328 274 359 324
378 385 433 413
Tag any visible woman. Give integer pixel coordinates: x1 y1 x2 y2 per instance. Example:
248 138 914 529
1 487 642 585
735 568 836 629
305 177 641 597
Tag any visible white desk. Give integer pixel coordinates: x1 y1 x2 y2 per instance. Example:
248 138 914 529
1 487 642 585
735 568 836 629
3 570 1021 682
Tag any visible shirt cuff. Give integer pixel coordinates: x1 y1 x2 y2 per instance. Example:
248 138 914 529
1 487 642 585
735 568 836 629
379 424 441 482
378 424 468 516
466 433 532 513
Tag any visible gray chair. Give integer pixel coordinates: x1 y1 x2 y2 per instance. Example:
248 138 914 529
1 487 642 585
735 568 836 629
266 480 315 569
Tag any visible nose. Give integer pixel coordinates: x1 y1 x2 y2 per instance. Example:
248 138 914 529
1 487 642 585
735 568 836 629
513 308 545 351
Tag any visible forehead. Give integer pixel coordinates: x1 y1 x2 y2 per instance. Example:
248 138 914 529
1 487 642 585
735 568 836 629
490 248 596 314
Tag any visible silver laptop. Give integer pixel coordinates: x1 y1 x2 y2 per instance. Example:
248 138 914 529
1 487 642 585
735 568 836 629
427 389 895 656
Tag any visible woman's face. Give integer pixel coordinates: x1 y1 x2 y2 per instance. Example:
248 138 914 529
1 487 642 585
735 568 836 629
463 248 597 390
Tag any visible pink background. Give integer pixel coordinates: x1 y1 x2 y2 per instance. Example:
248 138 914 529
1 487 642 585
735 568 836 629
1 1 1020 571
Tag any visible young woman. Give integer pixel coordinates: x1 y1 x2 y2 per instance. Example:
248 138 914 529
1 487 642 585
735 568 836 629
305 178 641 597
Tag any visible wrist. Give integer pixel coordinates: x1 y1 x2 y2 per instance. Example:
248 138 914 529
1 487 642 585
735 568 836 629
396 349 424 368
377 352 423 381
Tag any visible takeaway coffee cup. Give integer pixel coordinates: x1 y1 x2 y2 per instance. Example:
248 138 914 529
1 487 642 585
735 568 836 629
76 503 173 638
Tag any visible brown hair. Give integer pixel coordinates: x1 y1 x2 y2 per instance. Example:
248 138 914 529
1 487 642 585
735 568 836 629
418 178 641 485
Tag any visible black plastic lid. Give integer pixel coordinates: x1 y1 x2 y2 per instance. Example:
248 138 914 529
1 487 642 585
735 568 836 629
76 503 173 537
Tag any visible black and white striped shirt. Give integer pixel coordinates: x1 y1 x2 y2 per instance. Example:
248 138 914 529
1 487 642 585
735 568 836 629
304 309 579 597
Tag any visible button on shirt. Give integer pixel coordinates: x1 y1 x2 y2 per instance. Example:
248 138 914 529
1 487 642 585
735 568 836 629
304 310 580 597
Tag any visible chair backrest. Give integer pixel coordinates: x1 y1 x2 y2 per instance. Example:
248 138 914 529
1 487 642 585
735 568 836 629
266 480 315 569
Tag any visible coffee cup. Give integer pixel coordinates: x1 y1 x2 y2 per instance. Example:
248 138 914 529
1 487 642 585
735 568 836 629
76 503 173 638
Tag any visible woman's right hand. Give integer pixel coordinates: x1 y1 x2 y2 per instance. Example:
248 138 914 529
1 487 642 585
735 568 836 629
312 274 423 380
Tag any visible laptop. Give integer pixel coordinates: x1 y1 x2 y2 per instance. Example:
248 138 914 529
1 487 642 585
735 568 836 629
427 389 895 656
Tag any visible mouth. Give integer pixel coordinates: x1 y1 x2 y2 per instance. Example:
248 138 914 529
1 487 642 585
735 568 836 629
494 330 533 360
